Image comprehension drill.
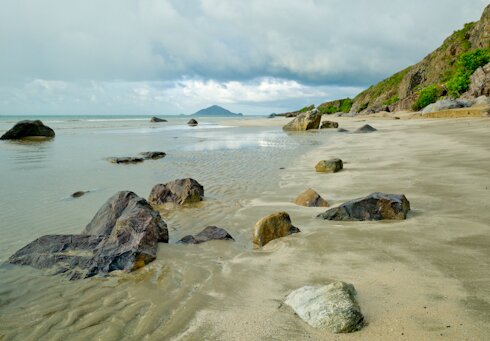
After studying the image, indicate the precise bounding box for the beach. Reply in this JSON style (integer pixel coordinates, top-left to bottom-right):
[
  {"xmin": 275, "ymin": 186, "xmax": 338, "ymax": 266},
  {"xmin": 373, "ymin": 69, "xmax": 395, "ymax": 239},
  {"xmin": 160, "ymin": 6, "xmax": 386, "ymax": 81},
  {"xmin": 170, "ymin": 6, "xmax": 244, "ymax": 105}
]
[{"xmin": 1, "ymin": 115, "xmax": 490, "ymax": 340}]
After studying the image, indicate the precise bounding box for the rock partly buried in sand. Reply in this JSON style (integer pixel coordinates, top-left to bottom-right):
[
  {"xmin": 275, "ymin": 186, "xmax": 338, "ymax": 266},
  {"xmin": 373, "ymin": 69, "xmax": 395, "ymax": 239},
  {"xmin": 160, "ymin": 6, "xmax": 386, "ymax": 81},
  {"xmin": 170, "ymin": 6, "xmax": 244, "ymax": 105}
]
[
  {"xmin": 139, "ymin": 151, "xmax": 166, "ymax": 160},
  {"xmin": 188, "ymin": 119, "xmax": 198, "ymax": 126},
  {"xmin": 315, "ymin": 159, "xmax": 343, "ymax": 173},
  {"xmin": 148, "ymin": 178, "xmax": 204, "ymax": 206},
  {"xmin": 108, "ymin": 157, "xmax": 144, "ymax": 164},
  {"xmin": 320, "ymin": 120, "xmax": 339, "ymax": 129},
  {"xmin": 0, "ymin": 120, "xmax": 55, "ymax": 140},
  {"xmin": 150, "ymin": 116, "xmax": 168, "ymax": 122},
  {"xmin": 9, "ymin": 191, "xmax": 168, "ymax": 280},
  {"xmin": 422, "ymin": 99, "xmax": 472, "ymax": 114},
  {"xmin": 294, "ymin": 188, "xmax": 329, "ymax": 207},
  {"xmin": 317, "ymin": 192, "xmax": 410, "ymax": 221},
  {"xmin": 282, "ymin": 109, "xmax": 321, "ymax": 131},
  {"xmin": 354, "ymin": 124, "xmax": 377, "ymax": 133},
  {"xmin": 253, "ymin": 212, "xmax": 300, "ymax": 247},
  {"xmin": 285, "ymin": 281, "xmax": 364, "ymax": 334},
  {"xmin": 338, "ymin": 128, "xmax": 349, "ymax": 133},
  {"xmin": 178, "ymin": 226, "xmax": 234, "ymax": 244},
  {"xmin": 71, "ymin": 190, "xmax": 89, "ymax": 198}
]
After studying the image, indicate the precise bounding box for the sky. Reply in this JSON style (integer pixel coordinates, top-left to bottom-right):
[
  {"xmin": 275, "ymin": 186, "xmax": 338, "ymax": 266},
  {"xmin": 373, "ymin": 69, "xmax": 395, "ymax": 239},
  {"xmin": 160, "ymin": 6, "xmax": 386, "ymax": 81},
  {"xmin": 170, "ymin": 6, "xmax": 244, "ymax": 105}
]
[{"xmin": 0, "ymin": 0, "xmax": 488, "ymax": 116}]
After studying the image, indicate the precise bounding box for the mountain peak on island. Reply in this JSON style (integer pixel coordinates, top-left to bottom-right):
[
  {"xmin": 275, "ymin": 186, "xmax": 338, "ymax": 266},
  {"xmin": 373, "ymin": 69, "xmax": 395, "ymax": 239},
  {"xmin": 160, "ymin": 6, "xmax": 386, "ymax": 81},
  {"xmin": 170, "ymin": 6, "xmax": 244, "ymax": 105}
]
[{"xmin": 191, "ymin": 105, "xmax": 243, "ymax": 117}]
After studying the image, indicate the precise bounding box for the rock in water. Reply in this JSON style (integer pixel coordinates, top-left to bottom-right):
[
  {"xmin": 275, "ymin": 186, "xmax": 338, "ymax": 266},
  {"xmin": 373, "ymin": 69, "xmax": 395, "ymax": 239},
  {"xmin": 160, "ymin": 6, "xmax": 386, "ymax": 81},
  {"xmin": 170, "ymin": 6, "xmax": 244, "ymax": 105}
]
[
  {"xmin": 150, "ymin": 116, "xmax": 167, "ymax": 122},
  {"xmin": 188, "ymin": 119, "xmax": 198, "ymax": 126},
  {"xmin": 282, "ymin": 109, "xmax": 321, "ymax": 131},
  {"xmin": 253, "ymin": 212, "xmax": 300, "ymax": 247},
  {"xmin": 71, "ymin": 190, "xmax": 89, "ymax": 198},
  {"xmin": 178, "ymin": 226, "xmax": 234, "ymax": 244},
  {"xmin": 337, "ymin": 128, "xmax": 349, "ymax": 133},
  {"xmin": 285, "ymin": 282, "xmax": 364, "ymax": 333},
  {"xmin": 294, "ymin": 188, "xmax": 329, "ymax": 207},
  {"xmin": 108, "ymin": 157, "xmax": 144, "ymax": 164},
  {"xmin": 0, "ymin": 120, "xmax": 55, "ymax": 140},
  {"xmin": 315, "ymin": 159, "xmax": 343, "ymax": 173},
  {"xmin": 148, "ymin": 178, "xmax": 204, "ymax": 205},
  {"xmin": 139, "ymin": 151, "xmax": 166, "ymax": 160},
  {"xmin": 354, "ymin": 124, "xmax": 377, "ymax": 133},
  {"xmin": 320, "ymin": 120, "xmax": 339, "ymax": 129},
  {"xmin": 9, "ymin": 191, "xmax": 168, "ymax": 279},
  {"xmin": 317, "ymin": 192, "xmax": 410, "ymax": 221}
]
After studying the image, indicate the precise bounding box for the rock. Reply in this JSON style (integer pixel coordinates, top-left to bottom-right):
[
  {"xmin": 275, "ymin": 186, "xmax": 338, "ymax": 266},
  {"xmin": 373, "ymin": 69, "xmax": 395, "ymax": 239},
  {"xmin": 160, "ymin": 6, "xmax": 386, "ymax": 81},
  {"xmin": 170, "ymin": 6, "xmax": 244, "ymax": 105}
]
[
  {"xmin": 71, "ymin": 190, "xmax": 89, "ymax": 198},
  {"xmin": 354, "ymin": 124, "xmax": 377, "ymax": 133},
  {"xmin": 178, "ymin": 226, "xmax": 234, "ymax": 244},
  {"xmin": 317, "ymin": 192, "xmax": 410, "ymax": 221},
  {"xmin": 282, "ymin": 109, "xmax": 321, "ymax": 131},
  {"xmin": 108, "ymin": 157, "xmax": 144, "ymax": 164},
  {"xmin": 320, "ymin": 121, "xmax": 339, "ymax": 129},
  {"xmin": 422, "ymin": 99, "xmax": 473, "ymax": 114},
  {"xmin": 463, "ymin": 63, "xmax": 490, "ymax": 98},
  {"xmin": 252, "ymin": 212, "xmax": 300, "ymax": 247},
  {"xmin": 471, "ymin": 95, "xmax": 490, "ymax": 107},
  {"xmin": 337, "ymin": 128, "xmax": 349, "ymax": 133},
  {"xmin": 315, "ymin": 159, "xmax": 343, "ymax": 173},
  {"xmin": 150, "ymin": 116, "xmax": 167, "ymax": 122},
  {"xmin": 9, "ymin": 191, "xmax": 168, "ymax": 279},
  {"xmin": 284, "ymin": 281, "xmax": 364, "ymax": 333},
  {"xmin": 188, "ymin": 119, "xmax": 198, "ymax": 126},
  {"xmin": 139, "ymin": 151, "xmax": 166, "ymax": 160},
  {"xmin": 294, "ymin": 188, "xmax": 329, "ymax": 207},
  {"xmin": 0, "ymin": 120, "xmax": 55, "ymax": 140},
  {"xmin": 148, "ymin": 178, "xmax": 204, "ymax": 206}
]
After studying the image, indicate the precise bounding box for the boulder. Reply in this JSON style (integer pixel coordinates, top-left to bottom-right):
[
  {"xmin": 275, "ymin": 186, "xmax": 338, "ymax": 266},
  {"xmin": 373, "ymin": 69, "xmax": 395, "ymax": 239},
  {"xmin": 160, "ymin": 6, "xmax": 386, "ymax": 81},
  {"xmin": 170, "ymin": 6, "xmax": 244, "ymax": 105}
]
[
  {"xmin": 294, "ymin": 188, "xmax": 329, "ymax": 207},
  {"xmin": 150, "ymin": 116, "xmax": 167, "ymax": 122},
  {"xmin": 0, "ymin": 120, "xmax": 55, "ymax": 140},
  {"xmin": 463, "ymin": 63, "xmax": 490, "ymax": 99},
  {"xmin": 148, "ymin": 178, "xmax": 204, "ymax": 206},
  {"xmin": 354, "ymin": 124, "xmax": 377, "ymax": 133},
  {"xmin": 139, "ymin": 151, "xmax": 166, "ymax": 160},
  {"xmin": 252, "ymin": 212, "xmax": 300, "ymax": 247},
  {"xmin": 188, "ymin": 119, "xmax": 198, "ymax": 126},
  {"xmin": 317, "ymin": 192, "xmax": 410, "ymax": 221},
  {"xmin": 108, "ymin": 157, "xmax": 144, "ymax": 164},
  {"xmin": 422, "ymin": 99, "xmax": 473, "ymax": 114},
  {"xmin": 320, "ymin": 121, "xmax": 339, "ymax": 129},
  {"xmin": 285, "ymin": 281, "xmax": 364, "ymax": 333},
  {"xmin": 315, "ymin": 159, "xmax": 343, "ymax": 173},
  {"xmin": 9, "ymin": 191, "xmax": 168, "ymax": 280},
  {"xmin": 71, "ymin": 190, "xmax": 89, "ymax": 198},
  {"xmin": 178, "ymin": 226, "xmax": 234, "ymax": 244},
  {"xmin": 282, "ymin": 109, "xmax": 321, "ymax": 131},
  {"xmin": 471, "ymin": 95, "xmax": 490, "ymax": 107}
]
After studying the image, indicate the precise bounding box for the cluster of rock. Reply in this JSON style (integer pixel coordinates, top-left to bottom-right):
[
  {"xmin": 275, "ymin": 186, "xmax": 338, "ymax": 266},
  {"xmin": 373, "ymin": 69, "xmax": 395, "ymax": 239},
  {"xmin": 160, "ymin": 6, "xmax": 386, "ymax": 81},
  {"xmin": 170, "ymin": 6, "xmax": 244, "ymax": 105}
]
[
  {"xmin": 0, "ymin": 120, "xmax": 55, "ymax": 140},
  {"xmin": 108, "ymin": 151, "xmax": 166, "ymax": 164}
]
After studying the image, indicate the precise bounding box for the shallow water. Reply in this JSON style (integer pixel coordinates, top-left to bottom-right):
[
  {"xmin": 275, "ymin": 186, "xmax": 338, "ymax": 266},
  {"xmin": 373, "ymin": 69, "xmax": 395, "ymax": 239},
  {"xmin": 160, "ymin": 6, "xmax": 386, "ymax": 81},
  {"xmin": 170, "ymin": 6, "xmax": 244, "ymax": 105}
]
[{"xmin": 1, "ymin": 116, "xmax": 490, "ymax": 340}]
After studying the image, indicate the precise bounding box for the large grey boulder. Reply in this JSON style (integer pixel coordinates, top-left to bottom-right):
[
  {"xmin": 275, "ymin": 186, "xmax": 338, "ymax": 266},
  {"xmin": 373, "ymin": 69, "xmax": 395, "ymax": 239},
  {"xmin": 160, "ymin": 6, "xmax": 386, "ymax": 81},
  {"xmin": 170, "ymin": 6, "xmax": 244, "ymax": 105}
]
[
  {"xmin": 422, "ymin": 99, "xmax": 473, "ymax": 114},
  {"xmin": 463, "ymin": 63, "xmax": 490, "ymax": 99},
  {"xmin": 1, "ymin": 120, "xmax": 55, "ymax": 140},
  {"xmin": 317, "ymin": 192, "xmax": 410, "ymax": 221},
  {"xmin": 285, "ymin": 281, "xmax": 364, "ymax": 333},
  {"xmin": 253, "ymin": 212, "xmax": 300, "ymax": 247},
  {"xmin": 9, "ymin": 191, "xmax": 168, "ymax": 280},
  {"xmin": 282, "ymin": 109, "xmax": 321, "ymax": 131},
  {"xmin": 471, "ymin": 95, "xmax": 490, "ymax": 107},
  {"xmin": 178, "ymin": 226, "xmax": 234, "ymax": 244},
  {"xmin": 148, "ymin": 178, "xmax": 204, "ymax": 206}
]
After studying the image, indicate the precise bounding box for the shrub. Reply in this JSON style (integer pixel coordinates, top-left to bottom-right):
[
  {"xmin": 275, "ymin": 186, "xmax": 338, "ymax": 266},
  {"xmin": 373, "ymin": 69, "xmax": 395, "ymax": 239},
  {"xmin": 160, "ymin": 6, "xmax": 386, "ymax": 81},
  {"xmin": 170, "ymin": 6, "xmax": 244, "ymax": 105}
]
[
  {"xmin": 298, "ymin": 104, "xmax": 315, "ymax": 113},
  {"xmin": 383, "ymin": 95, "xmax": 399, "ymax": 106},
  {"xmin": 339, "ymin": 98, "xmax": 353, "ymax": 113},
  {"xmin": 412, "ymin": 85, "xmax": 443, "ymax": 111},
  {"xmin": 317, "ymin": 98, "xmax": 352, "ymax": 115}
]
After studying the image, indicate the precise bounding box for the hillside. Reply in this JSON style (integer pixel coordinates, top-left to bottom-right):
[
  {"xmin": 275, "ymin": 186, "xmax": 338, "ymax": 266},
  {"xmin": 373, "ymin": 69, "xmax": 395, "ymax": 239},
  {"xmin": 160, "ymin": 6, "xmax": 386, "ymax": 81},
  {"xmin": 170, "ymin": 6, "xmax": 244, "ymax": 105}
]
[
  {"xmin": 191, "ymin": 105, "xmax": 243, "ymax": 117},
  {"xmin": 346, "ymin": 4, "xmax": 490, "ymax": 113}
]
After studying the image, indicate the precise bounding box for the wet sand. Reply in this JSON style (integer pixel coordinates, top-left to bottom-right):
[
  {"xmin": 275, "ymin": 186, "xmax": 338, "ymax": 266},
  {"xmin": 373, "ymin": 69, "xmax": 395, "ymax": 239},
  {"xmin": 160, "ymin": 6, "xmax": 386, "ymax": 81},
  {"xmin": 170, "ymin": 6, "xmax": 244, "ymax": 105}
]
[{"xmin": 1, "ymin": 116, "xmax": 490, "ymax": 340}]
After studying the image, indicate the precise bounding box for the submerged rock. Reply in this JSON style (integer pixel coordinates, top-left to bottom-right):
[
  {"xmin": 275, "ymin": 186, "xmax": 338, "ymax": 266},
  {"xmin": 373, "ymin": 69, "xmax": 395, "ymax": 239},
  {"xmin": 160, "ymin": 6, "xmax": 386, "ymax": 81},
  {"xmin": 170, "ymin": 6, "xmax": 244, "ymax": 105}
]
[
  {"xmin": 71, "ymin": 190, "xmax": 89, "ymax": 198},
  {"xmin": 0, "ymin": 120, "xmax": 55, "ymax": 140},
  {"xmin": 178, "ymin": 226, "xmax": 234, "ymax": 244},
  {"xmin": 294, "ymin": 188, "xmax": 329, "ymax": 207},
  {"xmin": 354, "ymin": 124, "xmax": 377, "ymax": 133},
  {"xmin": 253, "ymin": 212, "xmax": 300, "ymax": 247},
  {"xmin": 150, "ymin": 116, "xmax": 167, "ymax": 122},
  {"xmin": 315, "ymin": 159, "xmax": 343, "ymax": 173},
  {"xmin": 285, "ymin": 281, "xmax": 364, "ymax": 333},
  {"xmin": 337, "ymin": 128, "xmax": 349, "ymax": 133},
  {"xmin": 282, "ymin": 109, "xmax": 321, "ymax": 131},
  {"xmin": 108, "ymin": 157, "xmax": 144, "ymax": 164},
  {"xmin": 317, "ymin": 192, "xmax": 410, "ymax": 221},
  {"xmin": 9, "ymin": 191, "xmax": 168, "ymax": 280},
  {"xmin": 139, "ymin": 151, "xmax": 166, "ymax": 160},
  {"xmin": 148, "ymin": 178, "xmax": 204, "ymax": 205},
  {"xmin": 320, "ymin": 120, "xmax": 339, "ymax": 129},
  {"xmin": 188, "ymin": 119, "xmax": 198, "ymax": 126}
]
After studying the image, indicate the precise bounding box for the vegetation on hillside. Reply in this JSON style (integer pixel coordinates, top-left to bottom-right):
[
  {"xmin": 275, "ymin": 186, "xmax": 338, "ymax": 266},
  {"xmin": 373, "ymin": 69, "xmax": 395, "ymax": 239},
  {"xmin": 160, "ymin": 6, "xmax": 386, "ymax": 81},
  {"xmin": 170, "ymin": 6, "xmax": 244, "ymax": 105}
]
[
  {"xmin": 412, "ymin": 85, "xmax": 444, "ymax": 111},
  {"xmin": 446, "ymin": 48, "xmax": 490, "ymax": 97},
  {"xmin": 318, "ymin": 98, "xmax": 353, "ymax": 114}
]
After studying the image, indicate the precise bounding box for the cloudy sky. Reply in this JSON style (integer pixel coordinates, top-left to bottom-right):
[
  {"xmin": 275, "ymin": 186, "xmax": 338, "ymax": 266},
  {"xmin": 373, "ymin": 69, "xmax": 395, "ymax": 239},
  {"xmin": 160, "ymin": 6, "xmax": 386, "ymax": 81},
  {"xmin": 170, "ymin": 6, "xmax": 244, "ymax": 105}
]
[{"xmin": 0, "ymin": 0, "xmax": 487, "ymax": 115}]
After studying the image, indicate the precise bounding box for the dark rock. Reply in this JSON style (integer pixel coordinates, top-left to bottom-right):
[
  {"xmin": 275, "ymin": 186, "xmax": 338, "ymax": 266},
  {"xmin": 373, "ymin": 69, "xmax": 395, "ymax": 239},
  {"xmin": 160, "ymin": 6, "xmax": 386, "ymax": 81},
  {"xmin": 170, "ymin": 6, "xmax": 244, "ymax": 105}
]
[
  {"xmin": 188, "ymin": 119, "xmax": 198, "ymax": 126},
  {"xmin": 354, "ymin": 124, "xmax": 377, "ymax": 133},
  {"xmin": 108, "ymin": 157, "xmax": 144, "ymax": 164},
  {"xmin": 1, "ymin": 120, "xmax": 55, "ymax": 140},
  {"xmin": 139, "ymin": 151, "xmax": 166, "ymax": 160},
  {"xmin": 253, "ymin": 212, "xmax": 300, "ymax": 247},
  {"xmin": 320, "ymin": 121, "xmax": 339, "ymax": 129},
  {"xmin": 338, "ymin": 128, "xmax": 349, "ymax": 133},
  {"xmin": 317, "ymin": 192, "xmax": 410, "ymax": 221},
  {"xmin": 9, "ymin": 191, "xmax": 168, "ymax": 279},
  {"xmin": 71, "ymin": 190, "xmax": 89, "ymax": 198},
  {"xmin": 283, "ymin": 109, "xmax": 321, "ymax": 131},
  {"xmin": 178, "ymin": 226, "xmax": 234, "ymax": 244},
  {"xmin": 148, "ymin": 178, "xmax": 204, "ymax": 205},
  {"xmin": 150, "ymin": 116, "xmax": 167, "ymax": 122},
  {"xmin": 315, "ymin": 159, "xmax": 343, "ymax": 173}
]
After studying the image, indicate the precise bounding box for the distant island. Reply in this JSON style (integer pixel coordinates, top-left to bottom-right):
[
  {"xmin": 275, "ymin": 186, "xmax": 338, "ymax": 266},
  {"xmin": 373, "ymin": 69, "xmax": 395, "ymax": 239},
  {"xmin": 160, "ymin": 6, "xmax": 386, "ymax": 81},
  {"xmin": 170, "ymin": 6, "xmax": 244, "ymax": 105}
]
[{"xmin": 191, "ymin": 105, "xmax": 243, "ymax": 117}]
